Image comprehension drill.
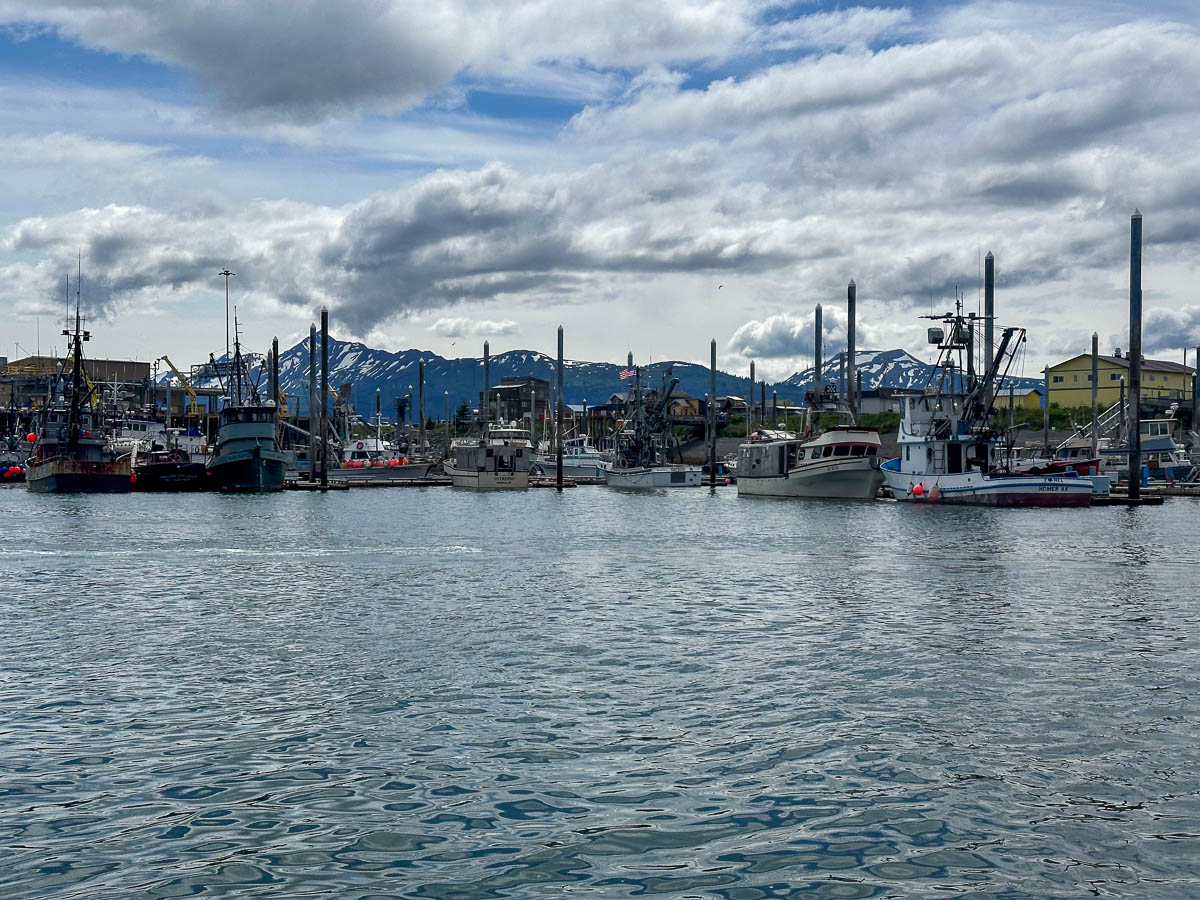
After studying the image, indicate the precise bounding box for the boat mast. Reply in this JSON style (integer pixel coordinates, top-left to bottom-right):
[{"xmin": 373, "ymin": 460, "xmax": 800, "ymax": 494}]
[{"xmin": 63, "ymin": 257, "xmax": 90, "ymax": 454}]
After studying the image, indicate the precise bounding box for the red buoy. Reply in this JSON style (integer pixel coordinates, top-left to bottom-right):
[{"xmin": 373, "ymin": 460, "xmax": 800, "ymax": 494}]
[
  {"xmin": 912, "ymin": 483, "xmax": 925, "ymax": 497},
  {"xmin": 26, "ymin": 433, "xmax": 37, "ymax": 443}
]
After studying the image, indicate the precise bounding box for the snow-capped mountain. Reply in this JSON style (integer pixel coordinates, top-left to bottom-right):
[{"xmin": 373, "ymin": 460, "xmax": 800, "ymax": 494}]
[
  {"xmin": 783, "ymin": 348, "xmax": 1042, "ymax": 395},
  {"xmin": 161, "ymin": 339, "xmax": 1042, "ymax": 417}
]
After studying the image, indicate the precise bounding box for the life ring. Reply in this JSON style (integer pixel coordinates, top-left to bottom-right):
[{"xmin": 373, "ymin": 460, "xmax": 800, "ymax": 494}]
[{"xmin": 356, "ymin": 441, "xmax": 364, "ymax": 450}]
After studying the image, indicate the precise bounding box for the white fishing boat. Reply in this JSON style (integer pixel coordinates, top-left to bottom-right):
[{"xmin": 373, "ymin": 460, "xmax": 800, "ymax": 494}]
[
  {"xmin": 737, "ymin": 424, "xmax": 883, "ymax": 499},
  {"xmin": 445, "ymin": 422, "xmax": 532, "ymax": 490},
  {"xmin": 534, "ymin": 435, "xmax": 612, "ymax": 480},
  {"xmin": 605, "ymin": 464, "xmax": 701, "ymax": 488},
  {"xmin": 881, "ymin": 307, "xmax": 1091, "ymax": 507},
  {"xmin": 603, "ymin": 365, "xmax": 701, "ymax": 489}
]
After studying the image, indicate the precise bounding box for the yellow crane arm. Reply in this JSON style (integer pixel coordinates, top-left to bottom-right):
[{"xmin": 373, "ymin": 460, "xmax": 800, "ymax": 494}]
[{"xmin": 158, "ymin": 355, "xmax": 202, "ymax": 415}]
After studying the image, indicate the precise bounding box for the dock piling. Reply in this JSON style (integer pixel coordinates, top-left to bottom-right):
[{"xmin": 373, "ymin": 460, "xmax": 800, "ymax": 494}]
[
  {"xmin": 813, "ymin": 304, "xmax": 823, "ymax": 431},
  {"xmin": 483, "ymin": 341, "xmax": 490, "ymax": 434},
  {"xmin": 709, "ymin": 339, "xmax": 717, "ymax": 487},
  {"xmin": 557, "ymin": 326, "xmax": 563, "ymax": 491},
  {"xmin": 1128, "ymin": 209, "xmax": 1143, "ymax": 500},
  {"xmin": 984, "ymin": 252, "xmax": 995, "ymax": 409},
  {"xmin": 320, "ymin": 307, "xmax": 328, "ymax": 487},
  {"xmin": 1091, "ymin": 333, "xmax": 1099, "ymax": 460},
  {"xmin": 847, "ymin": 280, "xmax": 856, "ymax": 416},
  {"xmin": 309, "ymin": 324, "xmax": 318, "ymax": 479}
]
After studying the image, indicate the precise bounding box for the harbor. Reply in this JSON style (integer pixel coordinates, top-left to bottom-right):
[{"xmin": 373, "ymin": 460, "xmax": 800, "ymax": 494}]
[{"xmin": 4, "ymin": 3, "xmax": 1200, "ymax": 897}]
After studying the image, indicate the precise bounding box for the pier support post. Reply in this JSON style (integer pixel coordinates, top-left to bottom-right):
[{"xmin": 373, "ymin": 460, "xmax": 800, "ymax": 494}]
[
  {"xmin": 709, "ymin": 339, "xmax": 717, "ymax": 487},
  {"xmin": 847, "ymin": 280, "xmax": 856, "ymax": 416},
  {"xmin": 320, "ymin": 307, "xmax": 329, "ymax": 487},
  {"xmin": 1193, "ymin": 346, "xmax": 1199, "ymax": 435},
  {"xmin": 749, "ymin": 361, "xmax": 755, "ymax": 430},
  {"xmin": 1129, "ymin": 210, "xmax": 1143, "ymax": 499},
  {"xmin": 418, "ymin": 358, "xmax": 426, "ymax": 462},
  {"xmin": 271, "ymin": 336, "xmax": 279, "ymax": 411},
  {"xmin": 1042, "ymin": 365, "xmax": 1050, "ymax": 454},
  {"xmin": 557, "ymin": 326, "xmax": 564, "ymax": 491},
  {"xmin": 482, "ymin": 341, "xmax": 490, "ymax": 434},
  {"xmin": 309, "ymin": 324, "xmax": 318, "ymax": 480},
  {"xmin": 813, "ymin": 304, "xmax": 823, "ymax": 432},
  {"xmin": 984, "ymin": 252, "xmax": 995, "ymax": 410},
  {"xmin": 1091, "ymin": 332, "xmax": 1099, "ymax": 462},
  {"xmin": 444, "ymin": 391, "xmax": 450, "ymax": 459}
]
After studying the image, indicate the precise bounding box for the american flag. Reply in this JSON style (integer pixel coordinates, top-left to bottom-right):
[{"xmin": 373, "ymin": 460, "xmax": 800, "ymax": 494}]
[{"xmin": 619, "ymin": 367, "xmax": 636, "ymax": 381}]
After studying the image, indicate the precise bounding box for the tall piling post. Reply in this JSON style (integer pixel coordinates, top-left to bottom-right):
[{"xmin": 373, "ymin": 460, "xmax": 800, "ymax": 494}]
[
  {"xmin": 271, "ymin": 336, "xmax": 280, "ymax": 411},
  {"xmin": 1128, "ymin": 210, "xmax": 1143, "ymax": 499},
  {"xmin": 418, "ymin": 358, "xmax": 426, "ymax": 460},
  {"xmin": 557, "ymin": 325, "xmax": 564, "ymax": 491},
  {"xmin": 444, "ymin": 391, "xmax": 450, "ymax": 458},
  {"xmin": 320, "ymin": 307, "xmax": 329, "ymax": 487},
  {"xmin": 984, "ymin": 252, "xmax": 995, "ymax": 410},
  {"xmin": 482, "ymin": 341, "xmax": 490, "ymax": 434},
  {"xmin": 855, "ymin": 371, "xmax": 862, "ymax": 419},
  {"xmin": 1042, "ymin": 365, "xmax": 1050, "ymax": 454},
  {"xmin": 709, "ymin": 339, "xmax": 717, "ymax": 487},
  {"xmin": 847, "ymin": 280, "xmax": 857, "ymax": 416},
  {"xmin": 760, "ymin": 382, "xmax": 766, "ymax": 430},
  {"xmin": 749, "ymin": 361, "xmax": 755, "ymax": 429},
  {"xmin": 772, "ymin": 390, "xmax": 777, "ymax": 426},
  {"xmin": 813, "ymin": 304, "xmax": 823, "ymax": 431},
  {"xmin": 308, "ymin": 324, "xmax": 318, "ymax": 479},
  {"xmin": 1193, "ymin": 346, "xmax": 1199, "ymax": 435},
  {"xmin": 1091, "ymin": 333, "xmax": 1099, "ymax": 462}
]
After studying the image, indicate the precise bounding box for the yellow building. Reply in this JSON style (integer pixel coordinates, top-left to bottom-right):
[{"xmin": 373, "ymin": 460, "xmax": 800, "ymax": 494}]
[{"xmin": 1048, "ymin": 351, "xmax": 1193, "ymax": 408}]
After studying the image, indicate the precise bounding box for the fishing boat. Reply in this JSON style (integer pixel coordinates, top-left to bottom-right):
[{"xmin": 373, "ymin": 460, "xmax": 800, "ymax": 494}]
[
  {"xmin": 445, "ymin": 422, "xmax": 532, "ymax": 490},
  {"xmin": 737, "ymin": 384, "xmax": 884, "ymax": 499},
  {"xmin": 205, "ymin": 328, "xmax": 287, "ymax": 493},
  {"xmin": 26, "ymin": 301, "xmax": 131, "ymax": 493},
  {"xmin": 131, "ymin": 438, "xmax": 208, "ymax": 491},
  {"xmin": 534, "ymin": 434, "xmax": 612, "ymax": 480},
  {"xmin": 605, "ymin": 366, "xmax": 701, "ymax": 489},
  {"xmin": 334, "ymin": 394, "xmax": 431, "ymax": 478},
  {"xmin": 881, "ymin": 306, "xmax": 1092, "ymax": 507}
]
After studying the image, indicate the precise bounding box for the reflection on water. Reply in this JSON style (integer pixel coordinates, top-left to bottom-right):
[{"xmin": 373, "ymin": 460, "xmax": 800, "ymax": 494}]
[{"xmin": 1, "ymin": 487, "xmax": 1198, "ymax": 898}]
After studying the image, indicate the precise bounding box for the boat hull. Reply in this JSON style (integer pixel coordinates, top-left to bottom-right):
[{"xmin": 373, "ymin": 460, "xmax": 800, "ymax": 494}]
[
  {"xmin": 738, "ymin": 459, "xmax": 883, "ymax": 499},
  {"xmin": 605, "ymin": 466, "xmax": 702, "ymax": 489},
  {"xmin": 881, "ymin": 462, "xmax": 1092, "ymax": 507},
  {"xmin": 26, "ymin": 457, "xmax": 132, "ymax": 493},
  {"xmin": 330, "ymin": 462, "xmax": 435, "ymax": 482},
  {"xmin": 206, "ymin": 449, "xmax": 287, "ymax": 493},
  {"xmin": 444, "ymin": 464, "xmax": 530, "ymax": 490},
  {"xmin": 132, "ymin": 461, "xmax": 208, "ymax": 491}
]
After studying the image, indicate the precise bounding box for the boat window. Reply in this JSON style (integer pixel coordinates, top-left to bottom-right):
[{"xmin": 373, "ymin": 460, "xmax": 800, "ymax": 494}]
[
  {"xmin": 905, "ymin": 446, "xmax": 910, "ymax": 461},
  {"xmin": 670, "ymin": 471, "xmax": 686, "ymax": 484},
  {"xmin": 851, "ymin": 445, "xmax": 865, "ymax": 456},
  {"xmin": 834, "ymin": 445, "xmax": 850, "ymax": 456},
  {"xmin": 868, "ymin": 446, "xmax": 878, "ymax": 456}
]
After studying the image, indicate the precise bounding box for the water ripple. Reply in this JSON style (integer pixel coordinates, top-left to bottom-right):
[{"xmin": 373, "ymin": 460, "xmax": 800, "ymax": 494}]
[{"xmin": 1, "ymin": 488, "xmax": 1197, "ymax": 897}]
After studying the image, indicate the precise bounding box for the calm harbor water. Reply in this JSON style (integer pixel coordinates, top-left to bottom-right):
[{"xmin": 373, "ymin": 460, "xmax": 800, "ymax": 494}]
[{"xmin": 1, "ymin": 486, "xmax": 1197, "ymax": 899}]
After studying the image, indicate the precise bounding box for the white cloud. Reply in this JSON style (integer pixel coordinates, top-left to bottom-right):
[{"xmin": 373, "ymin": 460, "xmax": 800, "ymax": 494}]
[{"xmin": 431, "ymin": 316, "xmax": 517, "ymax": 337}]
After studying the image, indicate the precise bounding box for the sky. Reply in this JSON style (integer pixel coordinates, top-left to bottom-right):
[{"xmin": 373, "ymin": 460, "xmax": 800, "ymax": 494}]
[{"xmin": 1, "ymin": 0, "xmax": 1199, "ymax": 382}]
